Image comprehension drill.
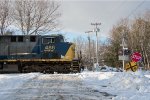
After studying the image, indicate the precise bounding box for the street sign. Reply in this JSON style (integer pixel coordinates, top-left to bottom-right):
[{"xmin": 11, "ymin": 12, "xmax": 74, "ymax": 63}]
[
  {"xmin": 119, "ymin": 55, "xmax": 129, "ymax": 61},
  {"xmin": 125, "ymin": 61, "xmax": 138, "ymax": 72},
  {"xmin": 131, "ymin": 52, "xmax": 142, "ymax": 62}
]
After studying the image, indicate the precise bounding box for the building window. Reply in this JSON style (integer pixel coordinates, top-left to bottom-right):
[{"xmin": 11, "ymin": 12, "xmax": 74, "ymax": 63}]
[
  {"xmin": 30, "ymin": 36, "xmax": 36, "ymax": 42},
  {"xmin": 18, "ymin": 36, "xmax": 23, "ymax": 42},
  {"xmin": 11, "ymin": 36, "xmax": 17, "ymax": 42}
]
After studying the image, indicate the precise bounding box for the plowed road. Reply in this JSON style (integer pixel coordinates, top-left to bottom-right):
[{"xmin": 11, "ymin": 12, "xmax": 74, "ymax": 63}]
[{"xmin": 2, "ymin": 74, "xmax": 115, "ymax": 100}]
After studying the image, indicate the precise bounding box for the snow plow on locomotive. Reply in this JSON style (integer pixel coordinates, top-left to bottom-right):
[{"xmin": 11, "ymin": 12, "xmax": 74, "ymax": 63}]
[{"xmin": 0, "ymin": 34, "xmax": 82, "ymax": 73}]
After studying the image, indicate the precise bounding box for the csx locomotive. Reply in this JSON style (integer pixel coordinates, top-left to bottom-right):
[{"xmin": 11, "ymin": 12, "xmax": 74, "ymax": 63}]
[{"xmin": 0, "ymin": 34, "xmax": 82, "ymax": 73}]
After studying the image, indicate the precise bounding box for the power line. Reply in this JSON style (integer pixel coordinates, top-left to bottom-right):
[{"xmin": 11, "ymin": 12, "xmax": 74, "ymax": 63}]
[
  {"xmin": 103, "ymin": 0, "xmax": 127, "ymax": 22},
  {"xmin": 126, "ymin": 0, "xmax": 145, "ymax": 18},
  {"xmin": 109, "ymin": 0, "xmax": 127, "ymax": 17}
]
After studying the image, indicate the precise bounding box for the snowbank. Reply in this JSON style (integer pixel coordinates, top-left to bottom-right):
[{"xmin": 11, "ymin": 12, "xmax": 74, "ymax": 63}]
[{"xmin": 80, "ymin": 70, "xmax": 150, "ymax": 100}]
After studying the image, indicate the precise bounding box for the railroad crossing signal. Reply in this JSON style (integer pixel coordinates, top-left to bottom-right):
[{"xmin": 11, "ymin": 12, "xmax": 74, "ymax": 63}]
[
  {"xmin": 124, "ymin": 49, "xmax": 131, "ymax": 55},
  {"xmin": 118, "ymin": 49, "xmax": 131, "ymax": 55},
  {"xmin": 125, "ymin": 61, "xmax": 138, "ymax": 72}
]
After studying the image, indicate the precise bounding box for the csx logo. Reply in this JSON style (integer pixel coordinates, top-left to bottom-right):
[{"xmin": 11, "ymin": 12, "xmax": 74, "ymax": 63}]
[{"xmin": 44, "ymin": 45, "xmax": 55, "ymax": 52}]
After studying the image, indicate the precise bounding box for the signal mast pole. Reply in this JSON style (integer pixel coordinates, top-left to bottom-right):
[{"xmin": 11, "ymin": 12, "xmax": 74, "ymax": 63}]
[
  {"xmin": 122, "ymin": 30, "xmax": 126, "ymax": 72},
  {"xmin": 122, "ymin": 34, "xmax": 125, "ymax": 72}
]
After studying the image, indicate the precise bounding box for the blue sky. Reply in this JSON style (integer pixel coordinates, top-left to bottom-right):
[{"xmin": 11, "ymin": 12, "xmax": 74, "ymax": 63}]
[{"xmin": 58, "ymin": 0, "xmax": 150, "ymax": 42}]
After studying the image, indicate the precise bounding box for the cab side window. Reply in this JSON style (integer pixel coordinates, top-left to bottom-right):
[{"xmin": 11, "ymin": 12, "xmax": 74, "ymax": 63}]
[
  {"xmin": 11, "ymin": 36, "xmax": 17, "ymax": 42},
  {"xmin": 43, "ymin": 37, "xmax": 55, "ymax": 44},
  {"xmin": 18, "ymin": 36, "xmax": 23, "ymax": 42},
  {"xmin": 30, "ymin": 36, "xmax": 36, "ymax": 42}
]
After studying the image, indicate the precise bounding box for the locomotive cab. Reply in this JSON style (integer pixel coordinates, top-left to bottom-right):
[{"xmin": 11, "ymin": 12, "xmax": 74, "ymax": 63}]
[{"xmin": 41, "ymin": 35, "xmax": 75, "ymax": 60}]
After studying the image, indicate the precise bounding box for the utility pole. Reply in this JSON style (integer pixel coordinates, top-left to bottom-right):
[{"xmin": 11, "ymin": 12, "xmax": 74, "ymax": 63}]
[
  {"xmin": 85, "ymin": 31, "xmax": 93, "ymax": 64},
  {"xmin": 91, "ymin": 23, "xmax": 101, "ymax": 67},
  {"xmin": 121, "ymin": 30, "xmax": 126, "ymax": 72}
]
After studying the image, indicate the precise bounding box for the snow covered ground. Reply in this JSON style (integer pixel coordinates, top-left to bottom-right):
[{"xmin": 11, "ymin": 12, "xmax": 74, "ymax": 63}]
[{"xmin": 0, "ymin": 68, "xmax": 150, "ymax": 100}]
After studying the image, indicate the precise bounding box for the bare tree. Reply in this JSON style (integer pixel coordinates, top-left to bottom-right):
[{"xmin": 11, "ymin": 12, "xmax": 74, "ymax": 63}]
[
  {"xmin": 0, "ymin": 0, "xmax": 11, "ymax": 35},
  {"xmin": 103, "ymin": 12, "xmax": 150, "ymax": 69},
  {"xmin": 73, "ymin": 36, "xmax": 86, "ymax": 58},
  {"xmin": 13, "ymin": 0, "xmax": 61, "ymax": 35},
  {"xmin": 130, "ymin": 17, "xmax": 150, "ymax": 69},
  {"xmin": 102, "ymin": 19, "xmax": 130, "ymax": 68}
]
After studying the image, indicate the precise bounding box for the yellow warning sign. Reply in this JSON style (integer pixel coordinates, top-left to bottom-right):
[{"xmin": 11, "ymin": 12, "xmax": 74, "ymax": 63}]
[{"xmin": 125, "ymin": 61, "xmax": 138, "ymax": 72}]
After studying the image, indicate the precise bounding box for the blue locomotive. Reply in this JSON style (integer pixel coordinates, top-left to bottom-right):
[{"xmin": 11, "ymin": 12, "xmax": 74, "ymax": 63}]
[{"xmin": 0, "ymin": 34, "xmax": 82, "ymax": 73}]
